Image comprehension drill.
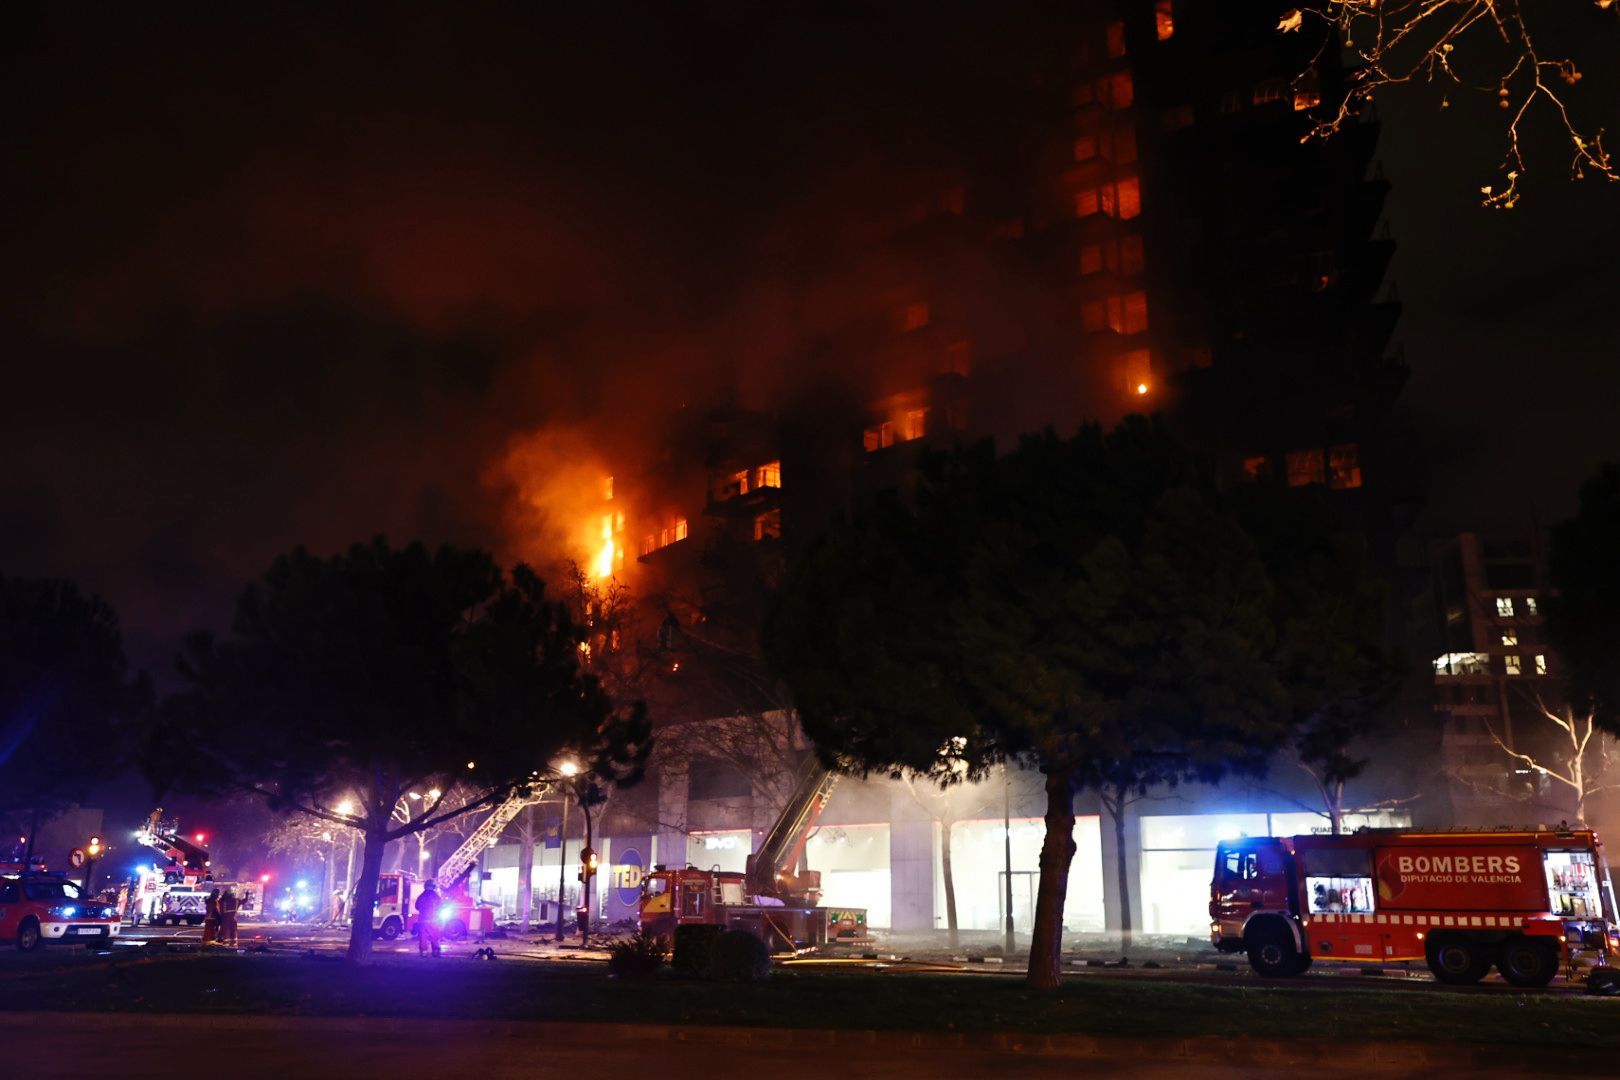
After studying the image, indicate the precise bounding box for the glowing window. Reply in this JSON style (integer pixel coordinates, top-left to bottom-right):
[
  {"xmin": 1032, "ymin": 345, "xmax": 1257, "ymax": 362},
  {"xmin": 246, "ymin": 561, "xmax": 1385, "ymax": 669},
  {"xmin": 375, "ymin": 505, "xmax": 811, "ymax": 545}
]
[
  {"xmin": 1496, "ymin": 598, "xmax": 1515, "ymax": 617},
  {"xmin": 1119, "ymin": 234, "xmax": 1145, "ymax": 275},
  {"xmin": 1074, "ymin": 135, "xmax": 1098, "ymax": 161},
  {"xmin": 1109, "ymin": 72, "xmax": 1134, "ymax": 109},
  {"xmin": 603, "ymin": 476, "xmax": 614, "ymax": 500},
  {"xmin": 1525, "ymin": 597, "xmax": 1539, "ymax": 615},
  {"xmin": 1162, "ymin": 105, "xmax": 1194, "ymax": 131},
  {"xmin": 674, "ymin": 517, "xmax": 688, "ymax": 541},
  {"xmin": 1123, "ymin": 349, "xmax": 1151, "ymax": 395},
  {"xmin": 1075, "ymin": 187, "xmax": 1101, "ymax": 217},
  {"xmin": 1106, "ymin": 20, "xmax": 1126, "ymax": 58},
  {"xmin": 1286, "ymin": 449, "xmax": 1325, "ymax": 487},
  {"xmin": 641, "ymin": 535, "xmax": 655, "ymax": 556},
  {"xmin": 1504, "ymin": 655, "xmax": 1522, "ymax": 676},
  {"xmin": 756, "ymin": 461, "xmax": 781, "ymax": 489},
  {"xmin": 1242, "ymin": 456, "xmax": 1271, "ymax": 483},
  {"xmin": 1080, "ymin": 243, "xmax": 1104, "ymax": 276},
  {"xmin": 1294, "ymin": 85, "xmax": 1321, "ymax": 111},
  {"xmin": 1155, "ymin": 0, "xmax": 1174, "ymax": 40},
  {"xmin": 1327, "ymin": 444, "xmax": 1362, "ymax": 489},
  {"xmin": 1081, "ymin": 299, "xmax": 1108, "ymax": 333},
  {"xmin": 900, "ymin": 409, "xmax": 928, "ymax": 442},
  {"xmin": 1535, "ymin": 655, "xmax": 1548, "ymax": 675},
  {"xmin": 1121, "ymin": 290, "xmax": 1148, "ymax": 334},
  {"xmin": 754, "ymin": 509, "xmax": 782, "ymax": 541},
  {"xmin": 1115, "ymin": 177, "xmax": 1141, "ymax": 219},
  {"xmin": 1501, "ymin": 629, "xmax": 1518, "ymax": 646},
  {"xmin": 731, "ymin": 469, "xmax": 750, "ymax": 496},
  {"xmin": 900, "ymin": 302, "xmax": 930, "ymax": 331}
]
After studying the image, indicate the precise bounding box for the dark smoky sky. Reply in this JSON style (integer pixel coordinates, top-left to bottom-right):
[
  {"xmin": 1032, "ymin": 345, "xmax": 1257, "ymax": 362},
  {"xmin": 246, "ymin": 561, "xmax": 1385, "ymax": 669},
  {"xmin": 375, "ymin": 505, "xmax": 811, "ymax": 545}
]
[{"xmin": 2, "ymin": 1, "xmax": 1619, "ymax": 683}]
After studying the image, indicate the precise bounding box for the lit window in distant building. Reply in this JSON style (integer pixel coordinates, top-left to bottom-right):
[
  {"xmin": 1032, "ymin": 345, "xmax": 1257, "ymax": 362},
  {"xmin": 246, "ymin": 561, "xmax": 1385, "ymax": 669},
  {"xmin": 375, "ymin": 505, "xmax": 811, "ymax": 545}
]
[
  {"xmin": 1074, "ymin": 135, "xmax": 1098, "ymax": 161},
  {"xmin": 864, "ymin": 421, "xmax": 895, "ymax": 452},
  {"xmin": 603, "ymin": 476, "xmax": 614, "ymax": 500},
  {"xmin": 900, "ymin": 301, "xmax": 930, "ymax": 331},
  {"xmin": 1293, "ymin": 74, "xmax": 1322, "ymax": 112},
  {"xmin": 1075, "ymin": 187, "xmax": 1101, "ymax": 218},
  {"xmin": 1080, "ymin": 243, "xmax": 1104, "ymax": 275},
  {"xmin": 1496, "ymin": 597, "xmax": 1515, "ymax": 617},
  {"xmin": 1327, "ymin": 444, "xmax": 1362, "ymax": 489},
  {"xmin": 1109, "ymin": 72, "xmax": 1134, "ymax": 109},
  {"xmin": 1121, "ymin": 290, "xmax": 1148, "ymax": 334},
  {"xmin": 1155, "ymin": 0, "xmax": 1175, "ymax": 40},
  {"xmin": 1242, "ymin": 456, "xmax": 1272, "ymax": 483},
  {"xmin": 1535, "ymin": 654, "xmax": 1548, "ymax": 675},
  {"xmin": 1116, "ymin": 177, "xmax": 1141, "ymax": 218},
  {"xmin": 899, "ymin": 408, "xmax": 928, "ymax": 442},
  {"xmin": 1253, "ymin": 80, "xmax": 1287, "ymax": 106},
  {"xmin": 1109, "ymin": 126, "xmax": 1138, "ymax": 164},
  {"xmin": 1106, "ymin": 20, "xmax": 1126, "ymax": 57},
  {"xmin": 1162, "ymin": 105, "xmax": 1194, "ymax": 131},
  {"xmin": 754, "ymin": 509, "xmax": 782, "ymax": 541},
  {"xmin": 675, "ymin": 517, "xmax": 688, "ymax": 541},
  {"xmin": 1434, "ymin": 652, "xmax": 1490, "ymax": 675},
  {"xmin": 1504, "ymin": 655, "xmax": 1522, "ymax": 676},
  {"xmin": 1501, "ymin": 629, "xmax": 1518, "ymax": 646},
  {"xmin": 1525, "ymin": 597, "xmax": 1539, "ymax": 615},
  {"xmin": 731, "ymin": 469, "xmax": 750, "ymax": 496},
  {"xmin": 1220, "ymin": 91, "xmax": 1242, "ymax": 114},
  {"xmin": 1286, "ymin": 449, "xmax": 1325, "ymax": 487},
  {"xmin": 756, "ymin": 460, "xmax": 781, "ymax": 489},
  {"xmin": 643, "ymin": 515, "xmax": 689, "ymax": 556},
  {"xmin": 640, "ymin": 534, "xmax": 655, "ymax": 556},
  {"xmin": 944, "ymin": 340, "xmax": 972, "ymax": 375}
]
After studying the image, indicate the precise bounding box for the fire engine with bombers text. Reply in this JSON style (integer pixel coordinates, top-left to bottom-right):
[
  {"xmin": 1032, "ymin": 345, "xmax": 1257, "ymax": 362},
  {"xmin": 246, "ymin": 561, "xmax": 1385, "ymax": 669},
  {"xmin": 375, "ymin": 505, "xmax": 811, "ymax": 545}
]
[{"xmin": 1210, "ymin": 825, "xmax": 1619, "ymax": 987}]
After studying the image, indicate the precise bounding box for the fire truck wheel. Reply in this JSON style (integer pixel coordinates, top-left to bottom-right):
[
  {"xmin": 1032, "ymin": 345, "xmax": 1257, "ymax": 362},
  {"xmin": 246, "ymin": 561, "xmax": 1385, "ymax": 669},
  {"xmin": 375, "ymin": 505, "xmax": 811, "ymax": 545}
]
[
  {"xmin": 1426, "ymin": 936, "xmax": 1491, "ymax": 985},
  {"xmin": 379, "ymin": 916, "xmax": 403, "ymax": 941},
  {"xmin": 1245, "ymin": 925, "xmax": 1302, "ymax": 978},
  {"xmin": 186, "ymin": 916, "xmax": 204, "ymax": 926},
  {"xmin": 444, "ymin": 919, "xmax": 468, "ymax": 942},
  {"xmin": 16, "ymin": 918, "xmax": 42, "ymax": 952},
  {"xmin": 1497, "ymin": 937, "xmax": 1559, "ymax": 988}
]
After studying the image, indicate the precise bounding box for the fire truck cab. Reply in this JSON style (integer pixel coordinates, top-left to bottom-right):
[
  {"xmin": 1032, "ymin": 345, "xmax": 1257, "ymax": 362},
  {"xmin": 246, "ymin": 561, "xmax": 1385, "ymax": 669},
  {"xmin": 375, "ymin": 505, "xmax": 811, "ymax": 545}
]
[
  {"xmin": 364, "ymin": 870, "xmax": 491, "ymax": 942},
  {"xmin": 1211, "ymin": 827, "xmax": 1620, "ymax": 987}
]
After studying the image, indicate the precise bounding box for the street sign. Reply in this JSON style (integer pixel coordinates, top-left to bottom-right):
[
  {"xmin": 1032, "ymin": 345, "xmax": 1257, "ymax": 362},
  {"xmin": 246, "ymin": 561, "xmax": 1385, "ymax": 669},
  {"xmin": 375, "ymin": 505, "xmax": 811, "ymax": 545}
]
[{"xmin": 68, "ymin": 848, "xmax": 86, "ymax": 869}]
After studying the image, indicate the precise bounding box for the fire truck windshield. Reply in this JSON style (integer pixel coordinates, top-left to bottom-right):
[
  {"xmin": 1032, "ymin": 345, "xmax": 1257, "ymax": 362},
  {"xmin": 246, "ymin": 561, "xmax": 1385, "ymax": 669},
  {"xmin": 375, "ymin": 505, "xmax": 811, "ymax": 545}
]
[{"xmin": 642, "ymin": 875, "xmax": 668, "ymax": 897}]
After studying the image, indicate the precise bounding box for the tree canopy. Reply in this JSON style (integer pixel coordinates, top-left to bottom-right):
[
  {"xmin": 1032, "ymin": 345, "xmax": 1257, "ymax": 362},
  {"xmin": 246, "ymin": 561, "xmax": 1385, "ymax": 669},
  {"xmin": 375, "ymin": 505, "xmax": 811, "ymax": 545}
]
[
  {"xmin": 1, "ymin": 574, "xmax": 149, "ymax": 842},
  {"xmin": 149, "ymin": 538, "xmax": 649, "ymax": 962},
  {"xmin": 767, "ymin": 418, "xmax": 1298, "ymax": 988}
]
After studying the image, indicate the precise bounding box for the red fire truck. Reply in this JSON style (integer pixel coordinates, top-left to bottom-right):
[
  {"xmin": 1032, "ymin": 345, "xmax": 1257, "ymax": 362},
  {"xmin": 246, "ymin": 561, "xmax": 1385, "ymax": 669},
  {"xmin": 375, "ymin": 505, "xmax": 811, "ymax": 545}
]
[
  {"xmin": 638, "ymin": 765, "xmax": 869, "ymax": 951},
  {"xmin": 1210, "ymin": 826, "xmax": 1620, "ymax": 987}
]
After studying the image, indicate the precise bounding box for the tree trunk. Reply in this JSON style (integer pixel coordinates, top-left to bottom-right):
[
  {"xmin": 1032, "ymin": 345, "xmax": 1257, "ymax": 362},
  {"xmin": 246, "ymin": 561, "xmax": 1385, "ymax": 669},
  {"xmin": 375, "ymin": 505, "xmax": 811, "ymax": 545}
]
[
  {"xmin": 941, "ymin": 818, "xmax": 959, "ymax": 949},
  {"xmin": 345, "ymin": 825, "xmax": 387, "ymax": 964},
  {"xmin": 1105, "ymin": 790, "xmax": 1132, "ymax": 952},
  {"xmin": 1026, "ymin": 770, "xmax": 1077, "ymax": 990},
  {"xmin": 517, "ymin": 805, "xmax": 536, "ymax": 929}
]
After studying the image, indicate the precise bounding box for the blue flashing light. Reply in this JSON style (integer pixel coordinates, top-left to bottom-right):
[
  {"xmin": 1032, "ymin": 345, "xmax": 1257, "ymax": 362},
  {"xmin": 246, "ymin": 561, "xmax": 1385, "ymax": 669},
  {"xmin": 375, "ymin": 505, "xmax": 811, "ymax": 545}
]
[{"xmin": 435, "ymin": 905, "xmax": 454, "ymax": 924}]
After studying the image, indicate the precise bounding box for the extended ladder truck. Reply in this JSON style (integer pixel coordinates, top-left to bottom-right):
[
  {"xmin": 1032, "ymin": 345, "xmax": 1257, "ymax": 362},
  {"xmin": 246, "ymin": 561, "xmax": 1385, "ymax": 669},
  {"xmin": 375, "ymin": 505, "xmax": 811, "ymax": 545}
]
[
  {"xmin": 130, "ymin": 809, "xmax": 262, "ymax": 926},
  {"xmin": 363, "ymin": 784, "xmax": 547, "ymax": 941},
  {"xmin": 637, "ymin": 764, "xmax": 869, "ymax": 951}
]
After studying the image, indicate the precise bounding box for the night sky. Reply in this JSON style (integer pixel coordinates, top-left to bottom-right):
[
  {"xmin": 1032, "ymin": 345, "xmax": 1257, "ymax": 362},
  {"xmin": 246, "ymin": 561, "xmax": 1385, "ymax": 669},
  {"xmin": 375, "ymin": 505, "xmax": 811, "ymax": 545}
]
[{"xmin": 3, "ymin": 2, "xmax": 1618, "ymax": 683}]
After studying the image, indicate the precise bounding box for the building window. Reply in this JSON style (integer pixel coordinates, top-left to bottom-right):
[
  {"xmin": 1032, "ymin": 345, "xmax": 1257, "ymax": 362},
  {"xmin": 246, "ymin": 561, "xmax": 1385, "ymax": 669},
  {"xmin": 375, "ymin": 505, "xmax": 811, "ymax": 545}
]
[
  {"xmin": 1434, "ymin": 652, "xmax": 1491, "ymax": 676},
  {"xmin": 1080, "ymin": 243, "xmax": 1104, "ymax": 276},
  {"xmin": 864, "ymin": 421, "xmax": 894, "ymax": 452},
  {"xmin": 899, "ymin": 408, "xmax": 928, "ymax": 442},
  {"xmin": 1286, "ymin": 449, "xmax": 1325, "ymax": 487},
  {"xmin": 1086, "ymin": 292, "xmax": 1149, "ymax": 335},
  {"xmin": 754, "ymin": 509, "xmax": 782, "ymax": 541},
  {"xmin": 1162, "ymin": 104, "xmax": 1194, "ymax": 131},
  {"xmin": 1109, "ymin": 71, "xmax": 1134, "ymax": 109},
  {"xmin": 756, "ymin": 460, "xmax": 781, "ymax": 489},
  {"xmin": 1098, "ymin": 177, "xmax": 1141, "ymax": 219},
  {"xmin": 1535, "ymin": 654, "xmax": 1548, "ymax": 675},
  {"xmin": 1118, "ymin": 234, "xmax": 1145, "ymax": 275},
  {"xmin": 1501, "ymin": 629, "xmax": 1518, "ymax": 647},
  {"xmin": 1073, "ymin": 82, "xmax": 1095, "ymax": 107},
  {"xmin": 1075, "ymin": 187, "xmax": 1101, "ymax": 218},
  {"xmin": 900, "ymin": 301, "xmax": 930, "ymax": 331},
  {"xmin": 1080, "ymin": 299, "xmax": 1108, "ymax": 333},
  {"xmin": 1327, "ymin": 444, "xmax": 1362, "ymax": 489},
  {"xmin": 1242, "ymin": 455, "xmax": 1272, "ymax": 483},
  {"xmin": 1074, "ymin": 134, "xmax": 1098, "ymax": 161},
  {"xmin": 1106, "ymin": 20, "xmax": 1126, "ymax": 58},
  {"xmin": 1121, "ymin": 290, "xmax": 1148, "ymax": 334},
  {"xmin": 1155, "ymin": 0, "xmax": 1175, "ymax": 40},
  {"xmin": 1496, "ymin": 597, "xmax": 1515, "ymax": 617},
  {"xmin": 1253, "ymin": 79, "xmax": 1287, "ymax": 106},
  {"xmin": 1504, "ymin": 655, "xmax": 1522, "ymax": 676},
  {"xmin": 1525, "ymin": 597, "xmax": 1539, "ymax": 615}
]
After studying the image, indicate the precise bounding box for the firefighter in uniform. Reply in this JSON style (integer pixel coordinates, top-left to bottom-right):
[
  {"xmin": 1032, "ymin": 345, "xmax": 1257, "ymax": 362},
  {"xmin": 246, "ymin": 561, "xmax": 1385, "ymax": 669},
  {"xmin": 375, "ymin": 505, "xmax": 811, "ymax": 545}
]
[{"xmin": 415, "ymin": 880, "xmax": 444, "ymax": 957}]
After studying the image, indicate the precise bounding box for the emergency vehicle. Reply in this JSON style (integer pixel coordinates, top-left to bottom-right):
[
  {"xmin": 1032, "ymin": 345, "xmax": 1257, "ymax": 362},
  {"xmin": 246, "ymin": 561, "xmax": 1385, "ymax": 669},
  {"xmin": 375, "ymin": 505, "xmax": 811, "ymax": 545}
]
[
  {"xmin": 130, "ymin": 810, "xmax": 261, "ymax": 925},
  {"xmin": 360, "ymin": 783, "xmax": 546, "ymax": 940},
  {"xmin": 638, "ymin": 765, "xmax": 869, "ymax": 951},
  {"xmin": 1, "ymin": 869, "xmax": 122, "ymax": 950},
  {"xmin": 1211, "ymin": 826, "xmax": 1620, "ymax": 987}
]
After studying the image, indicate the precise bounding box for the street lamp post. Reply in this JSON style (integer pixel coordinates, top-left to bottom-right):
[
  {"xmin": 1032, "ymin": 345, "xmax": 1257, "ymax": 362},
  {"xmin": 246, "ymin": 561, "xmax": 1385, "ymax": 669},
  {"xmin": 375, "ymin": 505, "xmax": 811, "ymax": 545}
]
[
  {"xmin": 554, "ymin": 761, "xmax": 578, "ymax": 941},
  {"xmin": 1003, "ymin": 765, "xmax": 1015, "ymax": 956}
]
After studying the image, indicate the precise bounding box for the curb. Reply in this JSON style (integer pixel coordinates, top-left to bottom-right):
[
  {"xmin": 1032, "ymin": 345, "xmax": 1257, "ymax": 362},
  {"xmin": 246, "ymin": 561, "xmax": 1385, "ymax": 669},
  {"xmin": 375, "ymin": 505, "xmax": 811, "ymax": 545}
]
[{"xmin": 0, "ymin": 1011, "xmax": 1613, "ymax": 1068}]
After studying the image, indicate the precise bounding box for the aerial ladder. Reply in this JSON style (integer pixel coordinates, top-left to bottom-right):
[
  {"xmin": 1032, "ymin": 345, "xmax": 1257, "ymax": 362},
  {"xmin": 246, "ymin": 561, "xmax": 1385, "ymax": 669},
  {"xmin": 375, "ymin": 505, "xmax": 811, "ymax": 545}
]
[{"xmin": 434, "ymin": 783, "xmax": 549, "ymax": 891}]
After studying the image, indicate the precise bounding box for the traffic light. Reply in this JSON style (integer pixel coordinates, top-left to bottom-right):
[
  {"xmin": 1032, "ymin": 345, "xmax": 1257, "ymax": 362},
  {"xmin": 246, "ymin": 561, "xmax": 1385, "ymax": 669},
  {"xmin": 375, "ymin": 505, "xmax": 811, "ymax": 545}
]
[{"xmin": 87, "ymin": 836, "xmax": 103, "ymax": 858}]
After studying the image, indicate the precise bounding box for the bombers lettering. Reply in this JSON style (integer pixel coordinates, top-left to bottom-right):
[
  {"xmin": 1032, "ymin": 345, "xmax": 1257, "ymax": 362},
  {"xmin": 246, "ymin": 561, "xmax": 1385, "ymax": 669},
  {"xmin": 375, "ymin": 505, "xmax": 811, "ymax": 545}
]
[{"xmin": 1397, "ymin": 853, "xmax": 1521, "ymax": 876}]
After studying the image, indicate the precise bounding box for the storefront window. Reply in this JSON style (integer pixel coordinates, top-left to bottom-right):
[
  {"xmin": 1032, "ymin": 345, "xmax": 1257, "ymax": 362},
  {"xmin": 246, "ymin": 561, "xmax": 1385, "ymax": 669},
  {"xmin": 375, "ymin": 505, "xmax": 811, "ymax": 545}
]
[
  {"xmin": 688, "ymin": 830, "xmax": 750, "ymax": 874},
  {"xmin": 1545, "ymin": 850, "xmax": 1604, "ymax": 919}
]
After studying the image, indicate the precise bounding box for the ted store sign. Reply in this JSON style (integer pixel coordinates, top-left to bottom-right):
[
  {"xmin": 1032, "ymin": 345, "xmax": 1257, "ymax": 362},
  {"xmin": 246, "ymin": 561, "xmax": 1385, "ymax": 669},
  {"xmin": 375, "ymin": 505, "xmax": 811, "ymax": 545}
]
[{"xmin": 1374, "ymin": 845, "xmax": 1542, "ymax": 911}]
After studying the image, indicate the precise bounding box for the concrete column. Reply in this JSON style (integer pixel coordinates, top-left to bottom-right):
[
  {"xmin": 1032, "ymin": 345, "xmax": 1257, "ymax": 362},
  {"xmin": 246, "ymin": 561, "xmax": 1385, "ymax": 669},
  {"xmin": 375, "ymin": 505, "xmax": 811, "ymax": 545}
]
[
  {"xmin": 655, "ymin": 764, "xmax": 689, "ymax": 871},
  {"xmin": 888, "ymin": 788, "xmax": 935, "ymax": 932}
]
